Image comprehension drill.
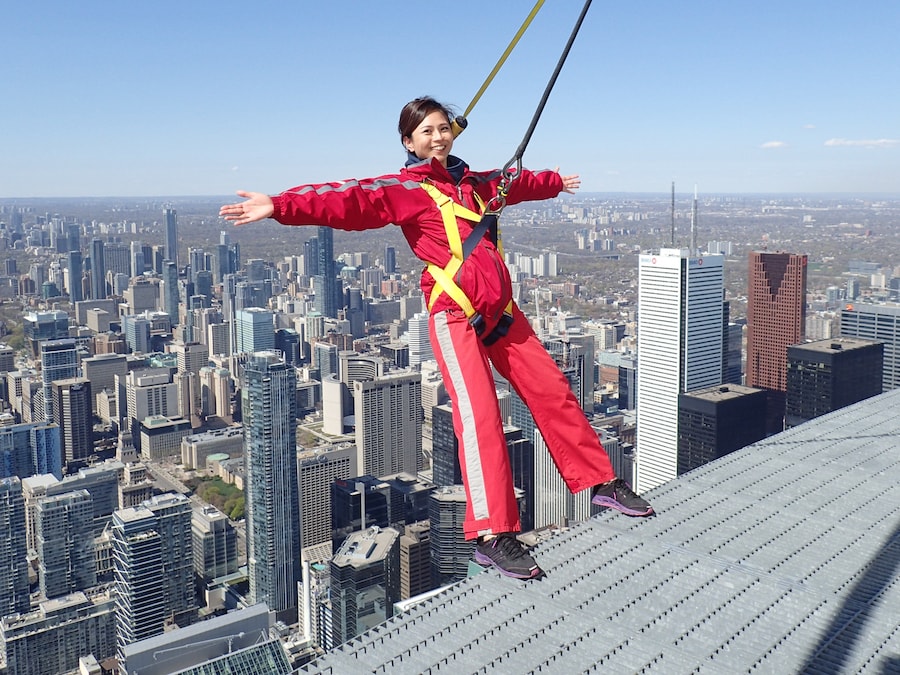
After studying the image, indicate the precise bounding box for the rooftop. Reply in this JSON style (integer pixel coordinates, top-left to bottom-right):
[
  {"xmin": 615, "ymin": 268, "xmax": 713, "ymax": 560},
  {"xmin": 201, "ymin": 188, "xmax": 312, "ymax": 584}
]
[{"xmin": 301, "ymin": 388, "xmax": 900, "ymax": 674}]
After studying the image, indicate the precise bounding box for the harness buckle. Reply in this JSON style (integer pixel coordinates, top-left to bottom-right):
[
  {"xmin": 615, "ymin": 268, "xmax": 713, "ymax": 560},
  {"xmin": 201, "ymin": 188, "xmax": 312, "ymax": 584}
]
[
  {"xmin": 468, "ymin": 313, "xmax": 487, "ymax": 337},
  {"xmin": 481, "ymin": 310, "xmax": 514, "ymax": 346}
]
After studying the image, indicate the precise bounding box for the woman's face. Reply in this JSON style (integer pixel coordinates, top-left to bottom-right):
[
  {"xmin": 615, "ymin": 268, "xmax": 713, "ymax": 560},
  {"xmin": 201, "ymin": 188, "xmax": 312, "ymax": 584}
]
[{"xmin": 403, "ymin": 110, "xmax": 454, "ymax": 166}]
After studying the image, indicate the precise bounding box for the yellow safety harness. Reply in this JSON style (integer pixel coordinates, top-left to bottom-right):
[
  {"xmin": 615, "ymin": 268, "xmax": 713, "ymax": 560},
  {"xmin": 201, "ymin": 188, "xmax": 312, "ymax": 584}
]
[{"xmin": 420, "ymin": 182, "xmax": 514, "ymax": 340}]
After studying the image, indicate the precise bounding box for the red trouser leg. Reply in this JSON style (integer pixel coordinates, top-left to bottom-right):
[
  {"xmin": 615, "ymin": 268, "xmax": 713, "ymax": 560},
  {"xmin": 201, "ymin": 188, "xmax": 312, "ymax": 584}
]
[
  {"xmin": 487, "ymin": 304, "xmax": 616, "ymax": 493},
  {"xmin": 430, "ymin": 310, "xmax": 521, "ymax": 540}
]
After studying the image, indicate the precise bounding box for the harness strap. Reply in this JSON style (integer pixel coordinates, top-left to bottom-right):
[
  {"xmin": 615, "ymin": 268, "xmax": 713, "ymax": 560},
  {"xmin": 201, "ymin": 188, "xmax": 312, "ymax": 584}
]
[
  {"xmin": 420, "ymin": 183, "xmax": 513, "ymax": 324},
  {"xmin": 420, "ymin": 183, "xmax": 482, "ymax": 260}
]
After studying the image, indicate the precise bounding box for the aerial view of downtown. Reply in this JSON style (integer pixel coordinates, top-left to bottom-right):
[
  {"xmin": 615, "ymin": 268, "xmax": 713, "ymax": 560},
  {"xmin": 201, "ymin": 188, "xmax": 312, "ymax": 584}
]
[{"xmin": 3, "ymin": 0, "xmax": 899, "ymax": 673}]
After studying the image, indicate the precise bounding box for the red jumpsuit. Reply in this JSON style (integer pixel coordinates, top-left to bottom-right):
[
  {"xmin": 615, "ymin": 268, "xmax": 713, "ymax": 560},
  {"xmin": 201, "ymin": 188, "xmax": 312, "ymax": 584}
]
[{"xmin": 271, "ymin": 156, "xmax": 616, "ymax": 539}]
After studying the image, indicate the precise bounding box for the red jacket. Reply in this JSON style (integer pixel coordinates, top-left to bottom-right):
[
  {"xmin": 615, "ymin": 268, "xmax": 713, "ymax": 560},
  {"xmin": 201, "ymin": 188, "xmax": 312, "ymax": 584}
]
[{"xmin": 270, "ymin": 156, "xmax": 563, "ymax": 320}]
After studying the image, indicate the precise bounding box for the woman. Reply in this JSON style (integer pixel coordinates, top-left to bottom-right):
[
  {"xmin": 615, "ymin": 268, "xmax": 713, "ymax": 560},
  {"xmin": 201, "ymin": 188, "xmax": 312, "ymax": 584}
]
[{"xmin": 220, "ymin": 96, "xmax": 652, "ymax": 580}]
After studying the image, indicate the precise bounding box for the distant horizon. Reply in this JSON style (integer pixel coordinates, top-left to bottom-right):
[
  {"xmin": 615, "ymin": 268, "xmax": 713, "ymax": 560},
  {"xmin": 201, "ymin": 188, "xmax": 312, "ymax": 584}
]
[{"xmin": 4, "ymin": 190, "xmax": 900, "ymax": 203}]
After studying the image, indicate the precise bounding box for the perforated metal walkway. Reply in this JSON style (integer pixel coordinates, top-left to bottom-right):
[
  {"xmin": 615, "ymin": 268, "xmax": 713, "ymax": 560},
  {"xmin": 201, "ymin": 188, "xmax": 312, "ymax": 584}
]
[{"xmin": 301, "ymin": 389, "xmax": 900, "ymax": 674}]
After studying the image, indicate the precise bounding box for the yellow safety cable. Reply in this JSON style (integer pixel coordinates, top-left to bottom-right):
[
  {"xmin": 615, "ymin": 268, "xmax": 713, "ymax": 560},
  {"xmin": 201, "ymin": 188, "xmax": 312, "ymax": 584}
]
[{"xmin": 452, "ymin": 0, "xmax": 546, "ymax": 137}]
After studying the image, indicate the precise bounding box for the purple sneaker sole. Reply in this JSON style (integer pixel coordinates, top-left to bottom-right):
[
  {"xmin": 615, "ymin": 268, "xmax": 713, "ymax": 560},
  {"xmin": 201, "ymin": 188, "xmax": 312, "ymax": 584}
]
[
  {"xmin": 473, "ymin": 551, "xmax": 545, "ymax": 579},
  {"xmin": 592, "ymin": 494, "xmax": 654, "ymax": 517}
]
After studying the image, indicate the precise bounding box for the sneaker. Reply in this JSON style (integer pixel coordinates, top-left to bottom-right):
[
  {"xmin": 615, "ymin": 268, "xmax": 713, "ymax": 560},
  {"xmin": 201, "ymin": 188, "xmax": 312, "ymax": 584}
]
[
  {"xmin": 592, "ymin": 478, "xmax": 654, "ymax": 516},
  {"xmin": 474, "ymin": 533, "xmax": 545, "ymax": 579}
]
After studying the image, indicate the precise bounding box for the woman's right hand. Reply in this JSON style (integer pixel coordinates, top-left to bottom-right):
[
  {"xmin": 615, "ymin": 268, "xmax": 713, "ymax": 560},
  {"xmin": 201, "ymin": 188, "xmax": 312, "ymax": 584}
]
[{"xmin": 219, "ymin": 190, "xmax": 275, "ymax": 226}]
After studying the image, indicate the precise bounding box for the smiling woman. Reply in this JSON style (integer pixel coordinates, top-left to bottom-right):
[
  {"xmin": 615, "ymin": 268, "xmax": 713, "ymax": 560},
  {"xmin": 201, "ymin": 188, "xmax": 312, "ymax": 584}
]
[{"xmin": 219, "ymin": 93, "xmax": 651, "ymax": 580}]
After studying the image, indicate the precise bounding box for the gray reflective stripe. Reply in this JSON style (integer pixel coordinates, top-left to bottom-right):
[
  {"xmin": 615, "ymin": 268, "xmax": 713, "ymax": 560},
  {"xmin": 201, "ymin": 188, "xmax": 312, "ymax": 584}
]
[
  {"xmin": 284, "ymin": 177, "xmax": 423, "ymax": 197},
  {"xmin": 432, "ymin": 312, "xmax": 490, "ymax": 522}
]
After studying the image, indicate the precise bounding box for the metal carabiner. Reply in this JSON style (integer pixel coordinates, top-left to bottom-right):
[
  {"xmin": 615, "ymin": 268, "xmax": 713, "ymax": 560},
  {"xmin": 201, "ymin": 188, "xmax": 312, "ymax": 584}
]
[
  {"xmin": 500, "ymin": 155, "xmax": 522, "ymax": 191},
  {"xmin": 486, "ymin": 156, "xmax": 522, "ymax": 215}
]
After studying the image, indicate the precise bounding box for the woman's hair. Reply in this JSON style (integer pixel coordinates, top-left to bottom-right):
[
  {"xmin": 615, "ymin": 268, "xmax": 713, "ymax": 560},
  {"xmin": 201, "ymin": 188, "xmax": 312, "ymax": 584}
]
[{"xmin": 398, "ymin": 97, "xmax": 455, "ymax": 143}]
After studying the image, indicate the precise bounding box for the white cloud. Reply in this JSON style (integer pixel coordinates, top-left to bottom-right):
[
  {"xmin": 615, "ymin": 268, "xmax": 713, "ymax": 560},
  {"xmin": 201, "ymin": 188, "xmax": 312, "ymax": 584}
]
[
  {"xmin": 231, "ymin": 166, "xmax": 240, "ymax": 171},
  {"xmin": 761, "ymin": 141, "xmax": 787, "ymax": 149},
  {"xmin": 824, "ymin": 138, "xmax": 899, "ymax": 148},
  {"xmin": 803, "ymin": 124, "xmax": 816, "ymax": 129}
]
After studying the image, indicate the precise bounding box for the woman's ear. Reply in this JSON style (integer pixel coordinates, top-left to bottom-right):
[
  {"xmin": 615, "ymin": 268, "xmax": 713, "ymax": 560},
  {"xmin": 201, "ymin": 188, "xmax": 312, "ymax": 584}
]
[{"xmin": 402, "ymin": 136, "xmax": 414, "ymax": 152}]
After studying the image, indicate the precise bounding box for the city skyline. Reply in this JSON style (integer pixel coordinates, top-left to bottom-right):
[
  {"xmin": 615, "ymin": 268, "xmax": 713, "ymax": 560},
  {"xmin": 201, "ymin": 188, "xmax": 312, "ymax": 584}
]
[
  {"xmin": 4, "ymin": 1, "xmax": 899, "ymax": 198},
  {"xmin": 2, "ymin": 192, "xmax": 899, "ymax": 667}
]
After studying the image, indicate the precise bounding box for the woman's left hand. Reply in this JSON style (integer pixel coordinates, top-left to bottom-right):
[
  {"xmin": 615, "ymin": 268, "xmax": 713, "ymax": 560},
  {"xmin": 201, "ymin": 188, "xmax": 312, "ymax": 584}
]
[{"xmin": 556, "ymin": 169, "xmax": 581, "ymax": 194}]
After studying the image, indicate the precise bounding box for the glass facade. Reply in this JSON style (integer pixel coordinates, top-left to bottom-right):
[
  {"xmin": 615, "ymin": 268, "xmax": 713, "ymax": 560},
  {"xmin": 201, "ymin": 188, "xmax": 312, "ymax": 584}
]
[{"xmin": 242, "ymin": 351, "xmax": 301, "ymax": 624}]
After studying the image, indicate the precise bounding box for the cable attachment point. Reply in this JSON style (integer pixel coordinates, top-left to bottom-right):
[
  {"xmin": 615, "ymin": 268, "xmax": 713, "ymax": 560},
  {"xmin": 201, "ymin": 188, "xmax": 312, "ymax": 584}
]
[
  {"xmin": 487, "ymin": 156, "xmax": 522, "ymax": 214},
  {"xmin": 451, "ymin": 116, "xmax": 468, "ymax": 138}
]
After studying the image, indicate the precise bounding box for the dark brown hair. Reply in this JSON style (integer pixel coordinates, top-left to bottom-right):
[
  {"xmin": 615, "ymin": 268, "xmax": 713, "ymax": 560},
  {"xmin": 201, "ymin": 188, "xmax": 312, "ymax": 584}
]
[{"xmin": 398, "ymin": 97, "xmax": 455, "ymax": 144}]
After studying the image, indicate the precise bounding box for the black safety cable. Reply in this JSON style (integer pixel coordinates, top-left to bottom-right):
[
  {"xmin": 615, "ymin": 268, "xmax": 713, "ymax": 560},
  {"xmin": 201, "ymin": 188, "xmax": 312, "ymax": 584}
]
[{"xmin": 489, "ymin": 0, "xmax": 594, "ymax": 214}]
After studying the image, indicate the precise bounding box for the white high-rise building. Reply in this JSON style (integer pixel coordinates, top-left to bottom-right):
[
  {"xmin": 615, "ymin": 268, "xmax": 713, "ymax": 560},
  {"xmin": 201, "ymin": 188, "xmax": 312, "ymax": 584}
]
[
  {"xmin": 353, "ymin": 370, "xmax": 423, "ymax": 477},
  {"xmin": 532, "ymin": 426, "xmax": 621, "ymax": 529},
  {"xmin": 406, "ymin": 312, "xmax": 434, "ymax": 366},
  {"xmin": 297, "ymin": 443, "xmax": 357, "ymax": 560},
  {"xmin": 635, "ymin": 249, "xmax": 724, "ymax": 493},
  {"xmin": 118, "ymin": 369, "xmax": 180, "ymax": 451}
]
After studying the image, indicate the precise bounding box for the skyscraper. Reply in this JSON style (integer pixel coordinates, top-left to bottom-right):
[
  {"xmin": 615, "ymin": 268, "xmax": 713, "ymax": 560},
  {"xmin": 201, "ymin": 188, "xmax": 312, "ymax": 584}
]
[
  {"xmin": 40, "ymin": 338, "xmax": 80, "ymax": 423},
  {"xmin": 191, "ymin": 504, "xmax": 238, "ymax": 587},
  {"xmin": 130, "ymin": 240, "xmax": 146, "ymax": 278},
  {"xmin": 171, "ymin": 341, "xmax": 209, "ymax": 412},
  {"xmin": 104, "ymin": 241, "xmax": 130, "ymax": 279},
  {"xmin": 0, "ymin": 422, "xmax": 62, "ymax": 480},
  {"xmin": 275, "ymin": 328, "xmax": 301, "ymax": 366},
  {"xmin": 122, "ymin": 314, "xmax": 152, "ymax": 354},
  {"xmin": 746, "ymin": 251, "xmax": 807, "ymax": 433},
  {"xmin": 0, "ymin": 477, "xmax": 30, "ymax": 616},
  {"xmin": 399, "ymin": 521, "xmax": 431, "ymax": 600},
  {"xmin": 431, "ymin": 404, "xmax": 462, "ymax": 486},
  {"xmin": 82, "ymin": 353, "xmax": 128, "ymax": 414},
  {"xmin": 236, "ymin": 308, "xmax": 275, "ymax": 354},
  {"xmin": 90, "ymin": 237, "xmax": 106, "ymax": 301},
  {"xmin": 52, "ymin": 377, "xmax": 93, "ymax": 469},
  {"xmin": 0, "ymin": 589, "xmax": 117, "ymax": 675},
  {"xmin": 840, "ymin": 302, "xmax": 900, "ymax": 392},
  {"xmin": 24, "ymin": 310, "xmax": 70, "ymax": 359},
  {"xmin": 353, "ymin": 370, "xmax": 423, "ymax": 477},
  {"xmin": 120, "ymin": 369, "xmax": 180, "ymax": 449},
  {"xmin": 314, "ymin": 226, "xmax": 339, "ymax": 318},
  {"xmin": 677, "ymin": 384, "xmax": 767, "ymax": 474},
  {"xmin": 67, "ymin": 250, "xmax": 84, "ymax": 303},
  {"xmin": 298, "ymin": 444, "xmax": 357, "ymax": 559},
  {"xmin": 785, "ymin": 337, "xmax": 883, "ymax": 428},
  {"xmin": 428, "ymin": 485, "xmax": 473, "ymax": 587},
  {"xmin": 328, "ymin": 526, "xmax": 400, "ymax": 648},
  {"xmin": 36, "ymin": 489, "xmax": 96, "ymax": 598},
  {"xmin": 242, "ymin": 351, "xmax": 301, "ymax": 624},
  {"xmin": 635, "ymin": 249, "xmax": 724, "ymax": 493},
  {"xmin": 188, "ymin": 246, "xmax": 206, "ymax": 285},
  {"xmin": 383, "ymin": 245, "xmax": 396, "ymax": 274},
  {"xmin": 162, "ymin": 260, "xmax": 179, "ymax": 325},
  {"xmin": 112, "ymin": 493, "xmax": 196, "ymax": 663},
  {"xmin": 406, "ymin": 312, "xmax": 434, "ymax": 366},
  {"xmin": 164, "ymin": 208, "xmax": 178, "ymax": 269}
]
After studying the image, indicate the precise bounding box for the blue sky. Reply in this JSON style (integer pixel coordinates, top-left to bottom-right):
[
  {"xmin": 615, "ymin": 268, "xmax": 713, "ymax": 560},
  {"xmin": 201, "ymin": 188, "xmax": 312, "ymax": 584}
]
[{"xmin": 4, "ymin": 0, "xmax": 898, "ymax": 197}]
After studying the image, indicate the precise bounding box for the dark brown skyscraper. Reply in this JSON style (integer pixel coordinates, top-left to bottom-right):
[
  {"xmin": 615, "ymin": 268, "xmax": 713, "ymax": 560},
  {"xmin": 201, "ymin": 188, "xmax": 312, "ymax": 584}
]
[{"xmin": 746, "ymin": 251, "xmax": 807, "ymax": 433}]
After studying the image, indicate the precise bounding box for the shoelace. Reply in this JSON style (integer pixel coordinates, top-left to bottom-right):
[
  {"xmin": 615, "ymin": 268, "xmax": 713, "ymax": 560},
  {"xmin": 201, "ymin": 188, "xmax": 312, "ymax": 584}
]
[
  {"xmin": 611, "ymin": 478, "xmax": 636, "ymax": 497},
  {"xmin": 493, "ymin": 535, "xmax": 529, "ymax": 560}
]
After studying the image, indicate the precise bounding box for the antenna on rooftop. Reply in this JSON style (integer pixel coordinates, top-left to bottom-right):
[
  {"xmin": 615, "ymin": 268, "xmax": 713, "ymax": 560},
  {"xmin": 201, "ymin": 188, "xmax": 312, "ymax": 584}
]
[
  {"xmin": 690, "ymin": 185, "xmax": 698, "ymax": 256},
  {"xmin": 670, "ymin": 181, "xmax": 675, "ymax": 247}
]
